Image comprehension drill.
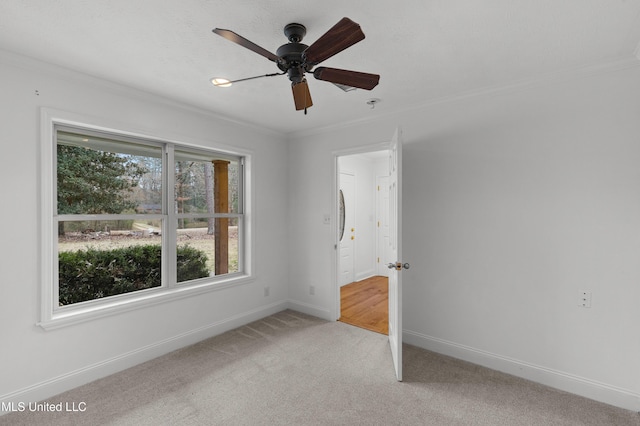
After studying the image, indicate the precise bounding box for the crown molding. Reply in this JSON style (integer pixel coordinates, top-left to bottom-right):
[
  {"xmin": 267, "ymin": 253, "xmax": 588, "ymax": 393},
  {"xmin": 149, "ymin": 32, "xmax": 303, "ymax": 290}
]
[
  {"xmin": 0, "ymin": 48, "xmax": 286, "ymax": 140},
  {"xmin": 287, "ymin": 55, "xmax": 640, "ymax": 141},
  {"xmin": 3, "ymin": 48, "xmax": 638, "ymax": 143}
]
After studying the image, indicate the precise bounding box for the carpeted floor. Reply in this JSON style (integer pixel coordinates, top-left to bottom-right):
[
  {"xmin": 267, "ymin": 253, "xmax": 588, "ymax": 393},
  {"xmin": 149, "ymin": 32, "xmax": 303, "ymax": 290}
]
[{"xmin": 2, "ymin": 310, "xmax": 639, "ymax": 425}]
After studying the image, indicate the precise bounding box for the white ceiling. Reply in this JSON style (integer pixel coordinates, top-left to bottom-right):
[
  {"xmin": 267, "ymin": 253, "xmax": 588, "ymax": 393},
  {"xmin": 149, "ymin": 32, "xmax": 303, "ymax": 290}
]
[{"xmin": 2, "ymin": 1, "xmax": 640, "ymax": 135}]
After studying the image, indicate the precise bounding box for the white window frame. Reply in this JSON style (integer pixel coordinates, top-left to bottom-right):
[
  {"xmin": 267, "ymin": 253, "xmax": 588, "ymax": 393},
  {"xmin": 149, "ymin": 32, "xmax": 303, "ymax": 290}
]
[{"xmin": 39, "ymin": 108, "xmax": 254, "ymax": 330}]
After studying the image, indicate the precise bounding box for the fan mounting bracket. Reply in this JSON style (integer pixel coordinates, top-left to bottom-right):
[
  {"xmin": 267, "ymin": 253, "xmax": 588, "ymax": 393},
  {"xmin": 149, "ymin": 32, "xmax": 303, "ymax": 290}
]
[{"xmin": 283, "ymin": 23, "xmax": 306, "ymax": 43}]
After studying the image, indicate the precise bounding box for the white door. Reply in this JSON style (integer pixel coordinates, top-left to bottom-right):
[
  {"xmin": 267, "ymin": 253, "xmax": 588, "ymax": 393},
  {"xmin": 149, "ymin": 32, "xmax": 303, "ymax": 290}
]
[
  {"xmin": 387, "ymin": 127, "xmax": 404, "ymax": 381},
  {"xmin": 339, "ymin": 172, "xmax": 356, "ymax": 287}
]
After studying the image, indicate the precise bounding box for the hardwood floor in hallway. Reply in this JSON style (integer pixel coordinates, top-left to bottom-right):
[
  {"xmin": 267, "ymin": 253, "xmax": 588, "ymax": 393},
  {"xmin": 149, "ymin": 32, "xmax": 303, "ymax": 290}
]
[{"xmin": 339, "ymin": 275, "xmax": 388, "ymax": 335}]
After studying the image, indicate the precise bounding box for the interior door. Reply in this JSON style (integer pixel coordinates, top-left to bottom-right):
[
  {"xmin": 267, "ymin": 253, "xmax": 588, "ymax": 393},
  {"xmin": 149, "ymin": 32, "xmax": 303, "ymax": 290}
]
[
  {"xmin": 339, "ymin": 172, "xmax": 356, "ymax": 287},
  {"xmin": 387, "ymin": 127, "xmax": 403, "ymax": 381}
]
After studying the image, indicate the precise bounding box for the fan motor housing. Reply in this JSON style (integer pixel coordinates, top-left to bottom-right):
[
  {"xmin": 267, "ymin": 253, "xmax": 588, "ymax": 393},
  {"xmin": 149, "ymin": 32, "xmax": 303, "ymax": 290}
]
[
  {"xmin": 277, "ymin": 23, "xmax": 312, "ymax": 83},
  {"xmin": 276, "ymin": 42, "xmax": 308, "ymax": 63},
  {"xmin": 276, "ymin": 42, "xmax": 311, "ymax": 83}
]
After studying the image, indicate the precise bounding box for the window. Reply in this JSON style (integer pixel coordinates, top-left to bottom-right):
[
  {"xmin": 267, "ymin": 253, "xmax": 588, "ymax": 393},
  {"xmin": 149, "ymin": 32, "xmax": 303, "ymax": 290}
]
[
  {"xmin": 174, "ymin": 150, "xmax": 244, "ymax": 280},
  {"xmin": 40, "ymin": 111, "xmax": 251, "ymax": 329}
]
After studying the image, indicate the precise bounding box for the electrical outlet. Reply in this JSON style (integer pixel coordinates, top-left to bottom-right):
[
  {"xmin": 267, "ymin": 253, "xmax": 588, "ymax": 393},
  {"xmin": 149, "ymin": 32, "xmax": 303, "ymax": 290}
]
[
  {"xmin": 578, "ymin": 291, "xmax": 592, "ymax": 308},
  {"xmin": 264, "ymin": 286, "xmax": 270, "ymax": 297},
  {"xmin": 323, "ymin": 214, "xmax": 331, "ymax": 225},
  {"xmin": 309, "ymin": 285, "xmax": 315, "ymax": 295}
]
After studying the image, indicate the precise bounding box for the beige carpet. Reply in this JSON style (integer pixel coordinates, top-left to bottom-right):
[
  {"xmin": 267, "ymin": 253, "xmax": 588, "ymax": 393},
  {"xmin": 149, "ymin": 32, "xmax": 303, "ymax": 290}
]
[{"xmin": 2, "ymin": 310, "xmax": 638, "ymax": 425}]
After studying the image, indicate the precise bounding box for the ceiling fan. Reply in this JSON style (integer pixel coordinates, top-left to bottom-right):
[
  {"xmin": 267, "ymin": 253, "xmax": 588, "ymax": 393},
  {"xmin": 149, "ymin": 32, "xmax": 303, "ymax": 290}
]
[{"xmin": 212, "ymin": 17, "xmax": 380, "ymax": 113}]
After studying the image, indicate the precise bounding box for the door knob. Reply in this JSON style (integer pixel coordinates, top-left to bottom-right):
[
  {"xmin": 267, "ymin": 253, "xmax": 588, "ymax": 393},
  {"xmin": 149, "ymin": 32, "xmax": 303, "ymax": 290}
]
[{"xmin": 387, "ymin": 262, "xmax": 410, "ymax": 270}]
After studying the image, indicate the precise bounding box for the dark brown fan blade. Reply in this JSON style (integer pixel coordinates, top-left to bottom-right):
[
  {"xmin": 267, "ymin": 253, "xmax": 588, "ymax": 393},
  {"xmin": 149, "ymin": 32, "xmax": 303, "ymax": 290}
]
[
  {"xmin": 213, "ymin": 28, "xmax": 280, "ymax": 62},
  {"xmin": 292, "ymin": 80, "xmax": 313, "ymax": 111},
  {"xmin": 313, "ymin": 67, "xmax": 380, "ymax": 90},
  {"xmin": 303, "ymin": 17, "xmax": 365, "ymax": 65}
]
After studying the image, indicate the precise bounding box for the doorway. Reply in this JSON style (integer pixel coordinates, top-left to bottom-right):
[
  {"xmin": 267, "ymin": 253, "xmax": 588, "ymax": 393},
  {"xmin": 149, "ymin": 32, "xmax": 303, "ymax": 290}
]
[
  {"xmin": 339, "ymin": 276, "xmax": 389, "ymax": 334},
  {"xmin": 336, "ymin": 149, "xmax": 390, "ymax": 335}
]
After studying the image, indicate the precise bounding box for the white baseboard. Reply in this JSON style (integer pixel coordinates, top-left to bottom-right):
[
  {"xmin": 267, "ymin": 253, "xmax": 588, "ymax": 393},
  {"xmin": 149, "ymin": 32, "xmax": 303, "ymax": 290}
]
[
  {"xmin": 0, "ymin": 301, "xmax": 288, "ymax": 414},
  {"xmin": 286, "ymin": 299, "xmax": 333, "ymax": 321},
  {"xmin": 403, "ymin": 329, "xmax": 640, "ymax": 412},
  {"xmin": 355, "ymin": 270, "xmax": 376, "ymax": 282}
]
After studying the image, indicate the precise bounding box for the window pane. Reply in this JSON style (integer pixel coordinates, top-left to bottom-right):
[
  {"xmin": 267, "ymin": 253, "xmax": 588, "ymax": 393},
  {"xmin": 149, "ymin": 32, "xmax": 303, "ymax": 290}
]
[
  {"xmin": 57, "ymin": 131, "xmax": 162, "ymax": 215},
  {"xmin": 58, "ymin": 220, "xmax": 162, "ymax": 306},
  {"xmin": 175, "ymin": 154, "xmax": 241, "ymax": 214},
  {"xmin": 176, "ymin": 217, "xmax": 240, "ymax": 282}
]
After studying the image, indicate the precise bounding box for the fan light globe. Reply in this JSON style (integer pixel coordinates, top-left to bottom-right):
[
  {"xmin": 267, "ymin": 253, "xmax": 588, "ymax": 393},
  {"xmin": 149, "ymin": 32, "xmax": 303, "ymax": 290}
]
[{"xmin": 211, "ymin": 78, "xmax": 232, "ymax": 87}]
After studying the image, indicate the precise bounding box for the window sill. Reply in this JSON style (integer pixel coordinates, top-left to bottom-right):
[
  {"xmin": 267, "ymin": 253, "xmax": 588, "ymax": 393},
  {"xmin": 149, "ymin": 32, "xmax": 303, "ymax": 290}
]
[{"xmin": 37, "ymin": 274, "xmax": 254, "ymax": 331}]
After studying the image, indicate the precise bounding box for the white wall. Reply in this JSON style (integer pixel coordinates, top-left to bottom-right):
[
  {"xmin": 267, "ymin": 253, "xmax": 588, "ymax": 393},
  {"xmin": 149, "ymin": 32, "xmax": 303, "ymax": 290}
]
[
  {"xmin": 287, "ymin": 62, "xmax": 640, "ymax": 411},
  {"xmin": 0, "ymin": 51, "xmax": 290, "ymax": 404}
]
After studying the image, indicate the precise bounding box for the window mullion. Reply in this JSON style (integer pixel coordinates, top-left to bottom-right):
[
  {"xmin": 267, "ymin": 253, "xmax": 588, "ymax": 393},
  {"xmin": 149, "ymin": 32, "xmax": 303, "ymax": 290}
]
[
  {"xmin": 238, "ymin": 157, "xmax": 247, "ymax": 274},
  {"xmin": 165, "ymin": 144, "xmax": 177, "ymax": 288},
  {"xmin": 57, "ymin": 213, "xmax": 165, "ymax": 222}
]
